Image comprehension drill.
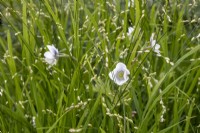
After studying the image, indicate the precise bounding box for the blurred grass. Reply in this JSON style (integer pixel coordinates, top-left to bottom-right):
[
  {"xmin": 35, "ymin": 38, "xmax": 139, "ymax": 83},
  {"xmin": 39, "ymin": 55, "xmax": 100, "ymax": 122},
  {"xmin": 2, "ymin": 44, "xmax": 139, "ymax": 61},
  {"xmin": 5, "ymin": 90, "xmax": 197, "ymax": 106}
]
[{"xmin": 0, "ymin": 0, "xmax": 200, "ymax": 133}]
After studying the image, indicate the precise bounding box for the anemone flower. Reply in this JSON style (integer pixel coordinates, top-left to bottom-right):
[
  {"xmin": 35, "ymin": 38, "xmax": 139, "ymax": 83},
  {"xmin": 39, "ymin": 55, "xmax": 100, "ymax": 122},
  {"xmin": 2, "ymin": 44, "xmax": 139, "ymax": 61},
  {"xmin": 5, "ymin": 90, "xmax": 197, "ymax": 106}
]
[
  {"xmin": 44, "ymin": 45, "xmax": 59, "ymax": 66},
  {"xmin": 109, "ymin": 62, "xmax": 130, "ymax": 86}
]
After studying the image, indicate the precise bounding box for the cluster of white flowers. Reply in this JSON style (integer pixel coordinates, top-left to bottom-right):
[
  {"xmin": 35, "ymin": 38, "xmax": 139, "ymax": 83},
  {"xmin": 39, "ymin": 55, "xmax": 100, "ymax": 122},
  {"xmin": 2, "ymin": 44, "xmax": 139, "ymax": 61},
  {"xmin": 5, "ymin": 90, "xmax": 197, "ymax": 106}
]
[
  {"xmin": 44, "ymin": 32, "xmax": 162, "ymax": 86},
  {"xmin": 43, "ymin": 45, "xmax": 131, "ymax": 85}
]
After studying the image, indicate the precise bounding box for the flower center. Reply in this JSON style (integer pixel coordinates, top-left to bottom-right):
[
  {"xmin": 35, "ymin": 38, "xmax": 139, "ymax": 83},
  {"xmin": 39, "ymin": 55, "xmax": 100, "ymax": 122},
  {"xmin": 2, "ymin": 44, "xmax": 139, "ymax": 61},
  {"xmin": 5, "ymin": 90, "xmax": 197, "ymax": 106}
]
[{"xmin": 117, "ymin": 71, "xmax": 124, "ymax": 80}]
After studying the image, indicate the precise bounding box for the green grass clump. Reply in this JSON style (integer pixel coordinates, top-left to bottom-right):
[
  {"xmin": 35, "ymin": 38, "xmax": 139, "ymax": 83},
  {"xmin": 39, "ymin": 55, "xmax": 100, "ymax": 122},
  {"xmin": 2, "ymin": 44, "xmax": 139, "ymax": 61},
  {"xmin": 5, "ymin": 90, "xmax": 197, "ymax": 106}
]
[{"xmin": 0, "ymin": 0, "xmax": 200, "ymax": 132}]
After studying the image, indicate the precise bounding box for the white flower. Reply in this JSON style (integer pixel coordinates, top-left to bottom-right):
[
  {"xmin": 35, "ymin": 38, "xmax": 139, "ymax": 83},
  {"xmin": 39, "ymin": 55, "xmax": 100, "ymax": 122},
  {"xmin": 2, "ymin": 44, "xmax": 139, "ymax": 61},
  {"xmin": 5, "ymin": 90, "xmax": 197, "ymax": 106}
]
[
  {"xmin": 44, "ymin": 45, "xmax": 59, "ymax": 66},
  {"xmin": 109, "ymin": 62, "xmax": 130, "ymax": 86},
  {"xmin": 150, "ymin": 33, "xmax": 161, "ymax": 56},
  {"xmin": 127, "ymin": 27, "xmax": 134, "ymax": 37}
]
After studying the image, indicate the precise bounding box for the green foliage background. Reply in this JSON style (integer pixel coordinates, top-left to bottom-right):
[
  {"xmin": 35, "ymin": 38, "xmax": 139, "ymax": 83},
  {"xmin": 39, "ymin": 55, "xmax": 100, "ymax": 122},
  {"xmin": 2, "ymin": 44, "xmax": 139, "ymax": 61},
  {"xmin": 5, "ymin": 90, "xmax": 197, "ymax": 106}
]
[{"xmin": 0, "ymin": 0, "xmax": 200, "ymax": 132}]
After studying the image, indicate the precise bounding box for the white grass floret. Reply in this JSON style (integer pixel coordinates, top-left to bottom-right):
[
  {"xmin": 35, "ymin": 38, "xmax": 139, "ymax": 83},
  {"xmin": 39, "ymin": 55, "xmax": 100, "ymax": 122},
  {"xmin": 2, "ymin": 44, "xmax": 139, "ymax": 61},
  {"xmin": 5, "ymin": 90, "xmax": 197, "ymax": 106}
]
[
  {"xmin": 150, "ymin": 33, "xmax": 161, "ymax": 56},
  {"xmin": 127, "ymin": 27, "xmax": 134, "ymax": 37}
]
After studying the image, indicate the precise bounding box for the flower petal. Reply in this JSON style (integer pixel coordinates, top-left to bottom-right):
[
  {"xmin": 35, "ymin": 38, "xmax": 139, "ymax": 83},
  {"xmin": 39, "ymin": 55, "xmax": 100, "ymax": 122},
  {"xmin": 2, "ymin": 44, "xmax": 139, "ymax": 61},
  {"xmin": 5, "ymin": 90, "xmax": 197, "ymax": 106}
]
[
  {"xmin": 150, "ymin": 33, "xmax": 155, "ymax": 42},
  {"xmin": 154, "ymin": 49, "xmax": 160, "ymax": 54},
  {"xmin": 128, "ymin": 27, "xmax": 134, "ymax": 34},
  {"xmin": 109, "ymin": 71, "xmax": 115, "ymax": 80},
  {"xmin": 47, "ymin": 45, "xmax": 58, "ymax": 55},
  {"xmin": 116, "ymin": 62, "xmax": 127, "ymax": 70},
  {"xmin": 45, "ymin": 58, "xmax": 56, "ymax": 65},
  {"xmin": 124, "ymin": 70, "xmax": 130, "ymax": 79},
  {"xmin": 127, "ymin": 27, "xmax": 135, "ymax": 37},
  {"xmin": 115, "ymin": 77, "xmax": 129, "ymax": 86},
  {"xmin": 151, "ymin": 40, "xmax": 156, "ymax": 47},
  {"xmin": 125, "ymin": 68, "xmax": 130, "ymax": 75},
  {"xmin": 155, "ymin": 44, "xmax": 160, "ymax": 49},
  {"xmin": 44, "ymin": 52, "xmax": 55, "ymax": 59}
]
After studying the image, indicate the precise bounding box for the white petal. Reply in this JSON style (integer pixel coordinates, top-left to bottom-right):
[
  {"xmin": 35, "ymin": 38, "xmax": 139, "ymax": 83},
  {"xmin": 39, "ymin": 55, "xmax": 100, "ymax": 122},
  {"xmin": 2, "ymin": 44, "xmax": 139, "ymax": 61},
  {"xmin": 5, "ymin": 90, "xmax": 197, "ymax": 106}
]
[
  {"xmin": 127, "ymin": 27, "xmax": 134, "ymax": 37},
  {"xmin": 45, "ymin": 58, "xmax": 56, "ymax": 65},
  {"xmin": 125, "ymin": 68, "xmax": 130, "ymax": 75},
  {"xmin": 115, "ymin": 77, "xmax": 129, "ymax": 86},
  {"xmin": 124, "ymin": 70, "xmax": 130, "ymax": 79},
  {"xmin": 128, "ymin": 27, "xmax": 134, "ymax": 34},
  {"xmin": 150, "ymin": 33, "xmax": 155, "ymax": 42},
  {"xmin": 116, "ymin": 62, "xmax": 127, "ymax": 70},
  {"xmin": 156, "ymin": 53, "xmax": 161, "ymax": 56},
  {"xmin": 47, "ymin": 45, "xmax": 58, "ymax": 55},
  {"xmin": 151, "ymin": 40, "xmax": 156, "ymax": 47},
  {"xmin": 154, "ymin": 49, "xmax": 160, "ymax": 54},
  {"xmin": 44, "ymin": 52, "xmax": 55, "ymax": 59},
  {"xmin": 115, "ymin": 80, "xmax": 124, "ymax": 85},
  {"xmin": 155, "ymin": 44, "xmax": 160, "ymax": 49},
  {"xmin": 109, "ymin": 71, "xmax": 115, "ymax": 80}
]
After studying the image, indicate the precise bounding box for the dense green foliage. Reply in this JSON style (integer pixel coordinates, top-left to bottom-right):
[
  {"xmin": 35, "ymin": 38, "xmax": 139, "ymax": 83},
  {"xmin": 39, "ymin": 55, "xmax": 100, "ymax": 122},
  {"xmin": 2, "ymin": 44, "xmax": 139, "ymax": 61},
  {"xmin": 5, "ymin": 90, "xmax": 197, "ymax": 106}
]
[{"xmin": 0, "ymin": 0, "xmax": 200, "ymax": 132}]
